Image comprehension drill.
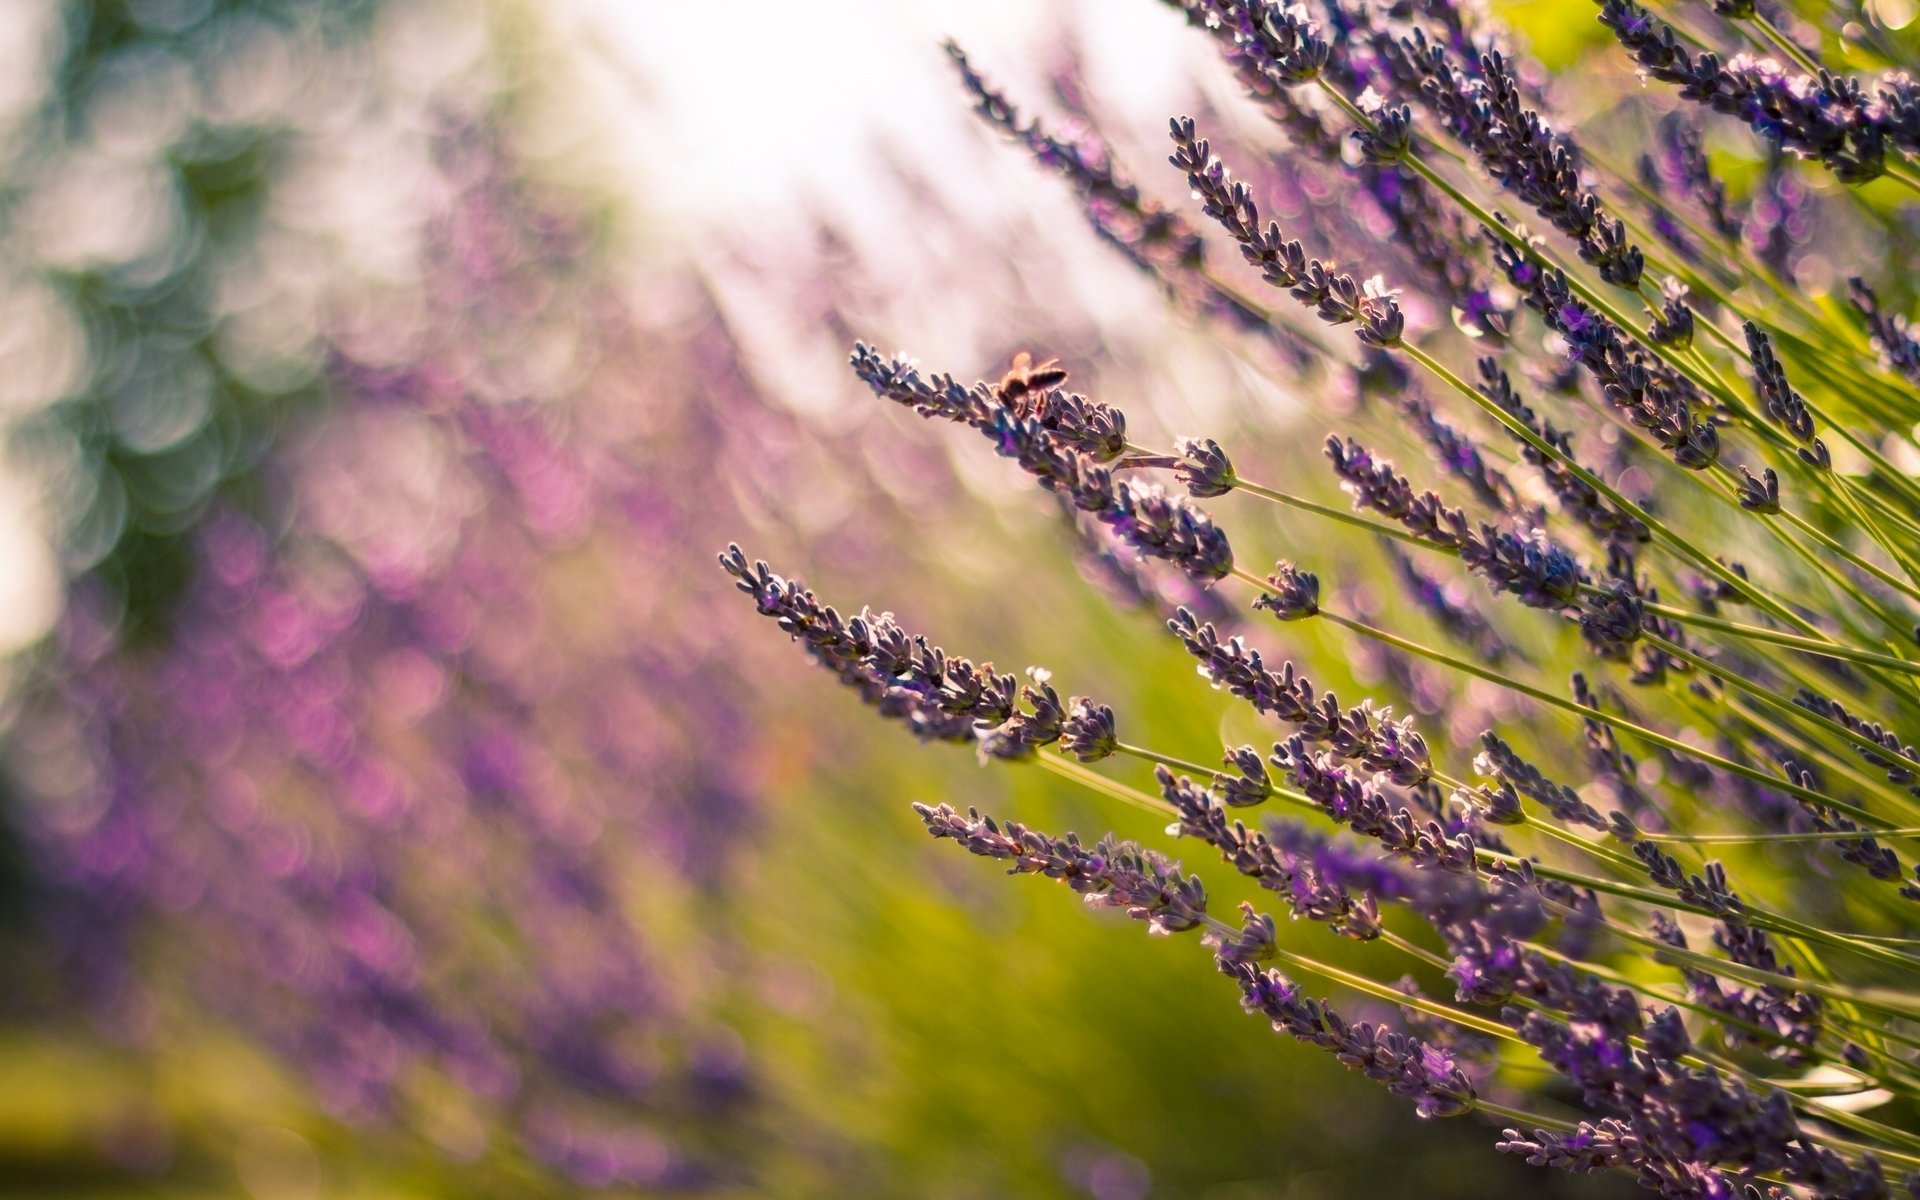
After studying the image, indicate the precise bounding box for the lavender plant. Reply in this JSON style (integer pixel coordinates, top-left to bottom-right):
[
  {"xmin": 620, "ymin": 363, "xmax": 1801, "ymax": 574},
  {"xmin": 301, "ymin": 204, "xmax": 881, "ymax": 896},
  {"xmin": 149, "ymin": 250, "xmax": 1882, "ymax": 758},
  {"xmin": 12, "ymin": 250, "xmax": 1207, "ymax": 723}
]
[{"xmin": 732, "ymin": 3, "xmax": 1920, "ymax": 1196}]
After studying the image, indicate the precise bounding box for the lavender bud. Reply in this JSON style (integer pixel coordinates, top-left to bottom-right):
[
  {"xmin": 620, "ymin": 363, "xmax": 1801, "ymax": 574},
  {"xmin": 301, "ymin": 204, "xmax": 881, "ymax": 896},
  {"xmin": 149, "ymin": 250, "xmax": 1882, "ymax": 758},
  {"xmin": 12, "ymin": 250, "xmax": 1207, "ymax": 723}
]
[
  {"xmin": 1383, "ymin": 34, "xmax": 1646, "ymax": 286},
  {"xmin": 1253, "ymin": 560, "xmax": 1321, "ymax": 621},
  {"xmin": 1107, "ymin": 480, "xmax": 1235, "ymax": 582},
  {"xmin": 1579, "ymin": 584, "xmax": 1646, "ymax": 662},
  {"xmin": 1792, "ymin": 688, "xmax": 1920, "ymax": 792},
  {"xmin": 1741, "ymin": 322, "xmax": 1818, "ymax": 450},
  {"xmin": 1168, "ymin": 117, "xmax": 1402, "ymax": 348},
  {"xmin": 913, "ymin": 803, "xmax": 1209, "ymax": 934},
  {"xmin": 1492, "ymin": 247, "xmax": 1719, "ymax": 470},
  {"xmin": 1475, "ymin": 732, "xmax": 1607, "ymax": 830},
  {"xmin": 1242, "ymin": 3, "xmax": 1332, "ymax": 83},
  {"xmin": 1497, "ymin": 1120, "xmax": 1632, "ymax": 1172},
  {"xmin": 1736, "ymin": 465, "xmax": 1781, "ymax": 513},
  {"xmin": 1175, "ymin": 436, "xmax": 1238, "ymax": 497},
  {"xmin": 980, "ymin": 673, "xmax": 1070, "ymax": 760},
  {"xmin": 1205, "ymin": 903, "xmax": 1279, "ymax": 967},
  {"xmin": 1646, "ymin": 288, "xmax": 1695, "ymax": 349},
  {"xmin": 1219, "ymin": 946, "xmax": 1476, "ymax": 1119},
  {"xmin": 1849, "ymin": 277, "xmax": 1920, "ymax": 385},
  {"xmin": 1059, "ymin": 697, "xmax": 1119, "ymax": 761},
  {"xmin": 1213, "ymin": 745, "xmax": 1273, "ymax": 807},
  {"xmin": 1468, "ymin": 781, "xmax": 1527, "ymax": 825},
  {"xmin": 1635, "ymin": 844, "xmax": 1746, "ymax": 917},
  {"xmin": 1168, "ymin": 608, "xmax": 1432, "ymax": 784},
  {"xmin": 1032, "ymin": 388, "xmax": 1129, "ymax": 462},
  {"xmin": 1355, "ymin": 104, "xmax": 1415, "ymax": 163}
]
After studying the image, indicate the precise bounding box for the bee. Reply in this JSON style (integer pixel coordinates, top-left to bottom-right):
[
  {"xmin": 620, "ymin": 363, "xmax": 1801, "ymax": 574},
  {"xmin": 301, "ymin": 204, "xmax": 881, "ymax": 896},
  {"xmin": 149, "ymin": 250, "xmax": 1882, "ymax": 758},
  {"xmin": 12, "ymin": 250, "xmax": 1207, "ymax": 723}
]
[{"xmin": 995, "ymin": 351, "xmax": 1069, "ymax": 410}]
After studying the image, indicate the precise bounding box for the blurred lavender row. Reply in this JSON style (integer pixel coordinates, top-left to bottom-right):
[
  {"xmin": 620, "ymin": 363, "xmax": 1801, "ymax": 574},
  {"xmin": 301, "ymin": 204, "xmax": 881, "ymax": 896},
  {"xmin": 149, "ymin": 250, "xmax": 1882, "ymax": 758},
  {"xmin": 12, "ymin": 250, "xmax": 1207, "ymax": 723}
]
[{"xmin": 7, "ymin": 123, "xmax": 810, "ymax": 1187}]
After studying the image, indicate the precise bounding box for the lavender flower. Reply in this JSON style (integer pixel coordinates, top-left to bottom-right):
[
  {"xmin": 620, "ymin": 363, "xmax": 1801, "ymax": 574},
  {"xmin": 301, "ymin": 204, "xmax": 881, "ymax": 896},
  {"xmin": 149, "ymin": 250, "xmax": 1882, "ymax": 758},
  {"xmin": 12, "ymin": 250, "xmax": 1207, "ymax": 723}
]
[
  {"xmin": 851, "ymin": 346, "xmax": 1232, "ymax": 581},
  {"xmin": 1222, "ymin": 943, "xmax": 1477, "ymax": 1119},
  {"xmin": 730, "ymin": 7, "xmax": 1920, "ymax": 1195},
  {"xmin": 1175, "ymin": 436, "xmax": 1238, "ymax": 498},
  {"xmin": 1169, "ymin": 609, "xmax": 1433, "ymax": 784},
  {"xmin": 1376, "ymin": 33, "xmax": 1646, "ymax": 286},
  {"xmin": 1253, "ymin": 560, "xmax": 1321, "ymax": 621},
  {"xmin": 1849, "ymin": 277, "xmax": 1920, "ymax": 386},
  {"xmin": 1061, "ymin": 698, "xmax": 1120, "ymax": 761},
  {"xmin": 914, "ymin": 803, "xmax": 1209, "ymax": 933},
  {"xmin": 1743, "ymin": 323, "xmax": 1827, "ymax": 467},
  {"xmin": 1791, "ymin": 688, "xmax": 1920, "ymax": 797},
  {"xmin": 1492, "ymin": 239, "xmax": 1721, "ymax": 469},
  {"xmin": 1213, "ymin": 744, "xmax": 1275, "ymax": 807},
  {"xmin": 1324, "ymin": 436, "xmax": 1586, "ymax": 608},
  {"xmin": 1167, "ymin": 117, "xmax": 1407, "ymax": 348},
  {"xmin": 1473, "ymin": 733, "xmax": 1607, "ymax": 831},
  {"xmin": 1599, "ymin": 0, "xmax": 1889, "ymax": 182},
  {"xmin": 722, "ymin": 547, "xmax": 1128, "ymax": 762},
  {"xmin": 1157, "ymin": 767, "xmax": 1386, "ymax": 938}
]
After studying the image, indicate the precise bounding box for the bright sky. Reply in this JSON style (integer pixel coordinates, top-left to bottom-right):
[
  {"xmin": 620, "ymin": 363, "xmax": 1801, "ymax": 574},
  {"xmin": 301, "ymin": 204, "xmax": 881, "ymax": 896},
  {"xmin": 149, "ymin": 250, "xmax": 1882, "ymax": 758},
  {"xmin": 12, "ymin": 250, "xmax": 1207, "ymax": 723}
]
[{"xmin": 570, "ymin": 0, "xmax": 1192, "ymax": 228}]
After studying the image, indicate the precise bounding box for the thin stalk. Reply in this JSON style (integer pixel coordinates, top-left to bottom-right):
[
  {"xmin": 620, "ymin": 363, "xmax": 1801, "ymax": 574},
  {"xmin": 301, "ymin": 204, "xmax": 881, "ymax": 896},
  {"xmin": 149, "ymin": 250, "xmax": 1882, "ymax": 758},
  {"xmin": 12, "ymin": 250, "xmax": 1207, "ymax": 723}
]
[
  {"xmin": 1040, "ymin": 743, "xmax": 1920, "ymax": 1114},
  {"xmin": 1115, "ymin": 741, "xmax": 1218, "ymax": 781},
  {"xmin": 1394, "ymin": 341, "xmax": 1826, "ymax": 642},
  {"xmin": 1035, "ymin": 752, "xmax": 1178, "ymax": 820},
  {"xmin": 1236, "ymin": 479, "xmax": 1435, "ymax": 548},
  {"xmin": 1646, "ymin": 631, "xmax": 1920, "ymax": 821},
  {"xmin": 1638, "ymin": 826, "xmax": 1920, "ymax": 845},
  {"xmin": 1307, "ymin": 605, "xmax": 1839, "ymax": 814},
  {"xmin": 1319, "ymin": 79, "xmax": 1920, "ymax": 628},
  {"xmin": 1309, "ymin": 605, "xmax": 1920, "ymax": 972},
  {"xmin": 1639, "ymin": 599, "xmax": 1920, "ymax": 675},
  {"xmin": 1693, "ymin": 461, "xmax": 1920, "ymax": 648},
  {"xmin": 1883, "ymin": 160, "xmax": 1920, "ymax": 199},
  {"xmin": 1751, "ymin": 11, "xmax": 1823, "ymax": 74},
  {"xmin": 1778, "ymin": 505, "xmax": 1920, "ymax": 608}
]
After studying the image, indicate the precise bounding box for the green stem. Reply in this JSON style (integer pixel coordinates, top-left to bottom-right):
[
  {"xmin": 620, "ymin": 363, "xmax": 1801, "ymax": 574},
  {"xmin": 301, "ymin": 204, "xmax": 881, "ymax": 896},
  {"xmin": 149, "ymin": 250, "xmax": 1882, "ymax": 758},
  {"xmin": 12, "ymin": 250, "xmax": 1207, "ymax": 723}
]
[
  {"xmin": 1115, "ymin": 741, "xmax": 1218, "ymax": 781},
  {"xmin": 1778, "ymin": 506, "xmax": 1920, "ymax": 608},
  {"xmin": 1393, "ymin": 342, "xmax": 1823, "ymax": 641},
  {"xmin": 1750, "ymin": 12, "xmax": 1821, "ymax": 73},
  {"xmin": 1235, "ymin": 479, "xmax": 1434, "ymax": 548},
  {"xmin": 1309, "ymin": 607, "xmax": 1920, "ymax": 971},
  {"xmin": 1638, "ymin": 826, "xmax": 1920, "ymax": 845},
  {"xmin": 1883, "ymin": 160, "xmax": 1920, "ymax": 199},
  {"xmin": 1646, "ymin": 631, "xmax": 1920, "ymax": 802},
  {"xmin": 1037, "ymin": 753, "xmax": 1920, "ymax": 1095},
  {"xmin": 1308, "ymin": 606, "xmax": 1837, "ymax": 815},
  {"xmin": 1639, "ymin": 598, "xmax": 1920, "ymax": 675}
]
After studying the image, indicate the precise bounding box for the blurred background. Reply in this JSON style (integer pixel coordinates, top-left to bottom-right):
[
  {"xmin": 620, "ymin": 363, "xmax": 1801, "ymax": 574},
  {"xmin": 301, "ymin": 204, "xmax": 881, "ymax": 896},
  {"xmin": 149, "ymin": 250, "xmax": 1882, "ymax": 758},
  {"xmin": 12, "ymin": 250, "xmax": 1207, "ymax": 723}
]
[{"xmin": 0, "ymin": 0, "xmax": 1769, "ymax": 1195}]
